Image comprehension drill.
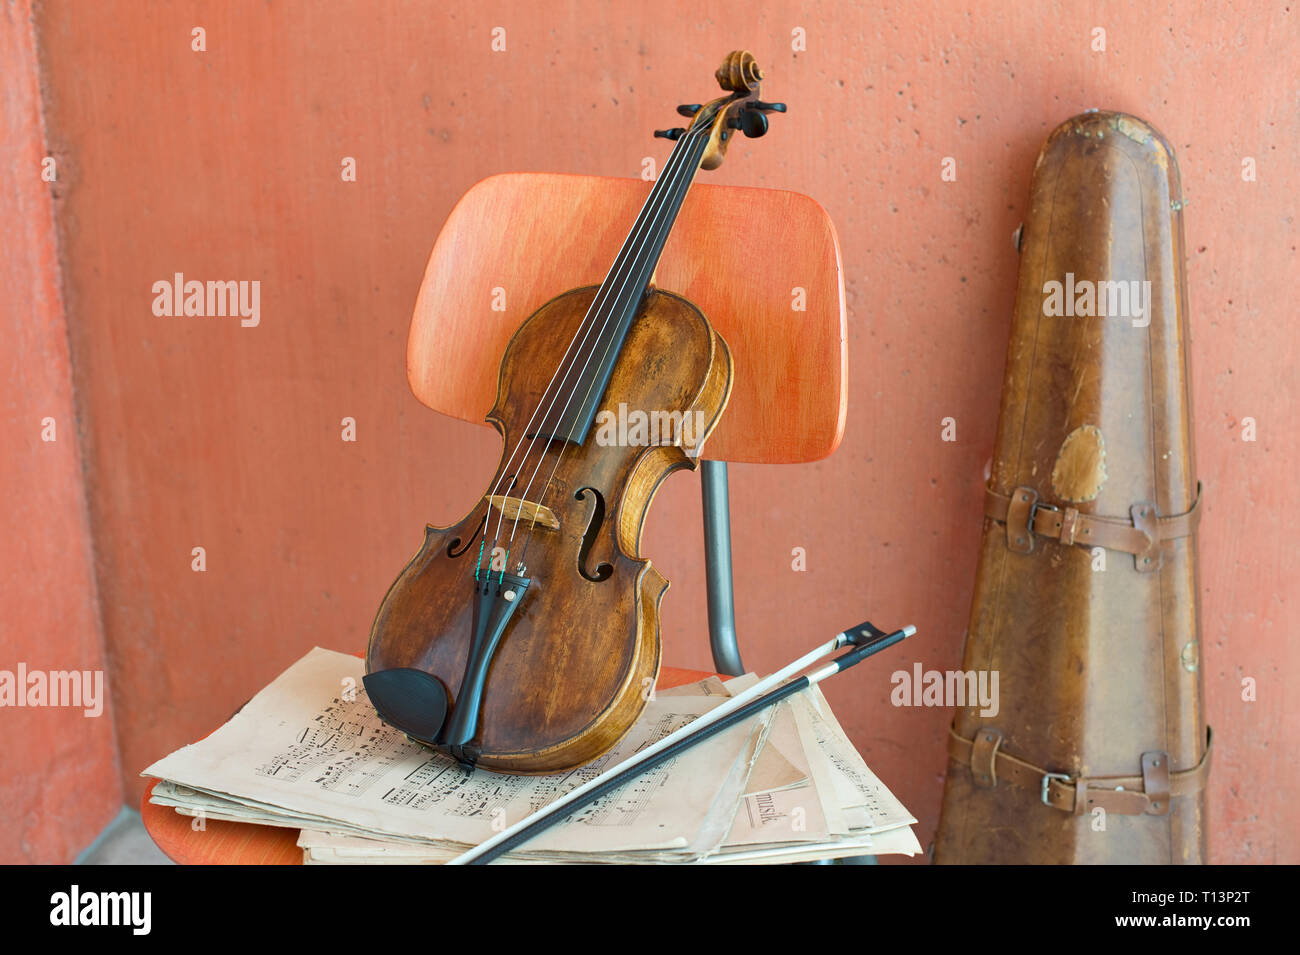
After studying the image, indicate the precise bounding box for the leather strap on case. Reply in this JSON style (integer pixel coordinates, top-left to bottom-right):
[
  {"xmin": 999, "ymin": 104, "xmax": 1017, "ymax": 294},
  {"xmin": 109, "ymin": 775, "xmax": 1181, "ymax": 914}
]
[
  {"xmin": 985, "ymin": 482, "xmax": 1202, "ymax": 572},
  {"xmin": 948, "ymin": 723, "xmax": 1211, "ymax": 815}
]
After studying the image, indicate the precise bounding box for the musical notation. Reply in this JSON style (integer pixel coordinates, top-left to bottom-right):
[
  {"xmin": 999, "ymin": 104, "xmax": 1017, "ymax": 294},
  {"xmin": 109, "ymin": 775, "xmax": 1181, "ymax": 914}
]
[
  {"xmin": 253, "ymin": 683, "xmax": 704, "ymax": 831},
  {"xmin": 255, "ymin": 693, "xmax": 408, "ymax": 796}
]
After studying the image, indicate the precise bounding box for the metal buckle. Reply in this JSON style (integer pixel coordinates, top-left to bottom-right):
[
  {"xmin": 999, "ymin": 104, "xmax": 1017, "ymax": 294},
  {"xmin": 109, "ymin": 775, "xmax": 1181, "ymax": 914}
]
[
  {"xmin": 1029, "ymin": 499, "xmax": 1058, "ymax": 531},
  {"xmin": 1041, "ymin": 772, "xmax": 1071, "ymax": 806}
]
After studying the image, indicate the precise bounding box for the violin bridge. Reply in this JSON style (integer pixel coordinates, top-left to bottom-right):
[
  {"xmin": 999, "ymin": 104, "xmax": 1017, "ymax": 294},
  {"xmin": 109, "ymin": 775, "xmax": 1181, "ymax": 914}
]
[{"xmin": 485, "ymin": 494, "xmax": 560, "ymax": 530}]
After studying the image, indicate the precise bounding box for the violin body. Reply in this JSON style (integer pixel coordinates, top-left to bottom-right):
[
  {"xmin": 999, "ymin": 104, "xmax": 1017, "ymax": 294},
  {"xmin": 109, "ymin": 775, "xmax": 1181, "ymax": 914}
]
[{"xmin": 367, "ymin": 285, "xmax": 732, "ymax": 773}]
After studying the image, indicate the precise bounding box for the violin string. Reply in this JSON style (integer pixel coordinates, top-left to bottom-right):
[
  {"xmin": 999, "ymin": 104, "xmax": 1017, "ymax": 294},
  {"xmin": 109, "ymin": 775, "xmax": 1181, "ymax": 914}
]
[
  {"xmin": 513, "ymin": 124, "xmax": 713, "ymax": 569},
  {"xmin": 483, "ymin": 123, "xmax": 710, "ymax": 576},
  {"xmin": 476, "ymin": 120, "xmax": 713, "ymax": 579},
  {"xmin": 505, "ymin": 123, "xmax": 711, "ymax": 571},
  {"xmin": 474, "ymin": 122, "xmax": 707, "ymax": 578}
]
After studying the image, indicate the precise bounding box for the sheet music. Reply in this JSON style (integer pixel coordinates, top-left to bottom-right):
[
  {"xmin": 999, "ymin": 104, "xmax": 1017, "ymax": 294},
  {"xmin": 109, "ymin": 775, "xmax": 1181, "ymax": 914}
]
[
  {"xmin": 144, "ymin": 647, "xmax": 769, "ymax": 856},
  {"xmin": 721, "ymin": 701, "xmax": 830, "ymax": 846},
  {"xmin": 794, "ymin": 686, "xmax": 917, "ymax": 832},
  {"xmin": 657, "ymin": 675, "xmax": 729, "ymax": 698}
]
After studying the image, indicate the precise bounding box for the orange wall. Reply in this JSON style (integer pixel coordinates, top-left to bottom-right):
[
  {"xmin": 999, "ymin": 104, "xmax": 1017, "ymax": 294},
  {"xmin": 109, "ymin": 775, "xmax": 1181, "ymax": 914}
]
[
  {"xmin": 19, "ymin": 1, "xmax": 1298, "ymax": 862},
  {"xmin": 0, "ymin": 0, "xmax": 122, "ymax": 863}
]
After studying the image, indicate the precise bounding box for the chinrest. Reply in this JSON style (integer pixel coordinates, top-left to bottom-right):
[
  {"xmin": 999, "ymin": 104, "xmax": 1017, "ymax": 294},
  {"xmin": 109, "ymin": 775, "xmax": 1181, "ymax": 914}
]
[{"xmin": 362, "ymin": 667, "xmax": 449, "ymax": 746}]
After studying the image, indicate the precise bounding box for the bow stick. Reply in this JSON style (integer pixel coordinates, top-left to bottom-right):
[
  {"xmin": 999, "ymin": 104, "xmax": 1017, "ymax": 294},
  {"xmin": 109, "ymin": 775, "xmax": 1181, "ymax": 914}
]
[{"xmin": 448, "ymin": 619, "xmax": 914, "ymax": 865}]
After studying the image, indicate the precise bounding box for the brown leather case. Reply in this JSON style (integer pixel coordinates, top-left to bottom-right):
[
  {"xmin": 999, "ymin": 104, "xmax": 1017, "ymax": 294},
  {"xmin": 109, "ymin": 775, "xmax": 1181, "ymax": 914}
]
[{"xmin": 933, "ymin": 111, "xmax": 1210, "ymax": 864}]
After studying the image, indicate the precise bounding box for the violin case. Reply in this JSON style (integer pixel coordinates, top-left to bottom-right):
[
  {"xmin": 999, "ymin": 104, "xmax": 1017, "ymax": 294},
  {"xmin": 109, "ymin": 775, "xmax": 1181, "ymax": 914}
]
[{"xmin": 933, "ymin": 111, "xmax": 1210, "ymax": 864}]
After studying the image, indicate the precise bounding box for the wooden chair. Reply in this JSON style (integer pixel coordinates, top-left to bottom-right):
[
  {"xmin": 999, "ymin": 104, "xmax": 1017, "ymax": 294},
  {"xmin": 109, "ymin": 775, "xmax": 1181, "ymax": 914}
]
[{"xmin": 141, "ymin": 173, "xmax": 846, "ymax": 862}]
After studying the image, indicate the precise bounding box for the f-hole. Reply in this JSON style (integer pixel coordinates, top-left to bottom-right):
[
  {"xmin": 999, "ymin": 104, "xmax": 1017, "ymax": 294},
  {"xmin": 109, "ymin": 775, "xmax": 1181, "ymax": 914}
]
[
  {"xmin": 447, "ymin": 513, "xmax": 487, "ymax": 558},
  {"xmin": 575, "ymin": 487, "xmax": 614, "ymax": 582}
]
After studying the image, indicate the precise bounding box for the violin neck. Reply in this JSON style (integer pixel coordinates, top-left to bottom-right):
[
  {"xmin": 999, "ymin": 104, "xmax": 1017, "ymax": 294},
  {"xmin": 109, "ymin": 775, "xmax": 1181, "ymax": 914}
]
[
  {"xmin": 532, "ymin": 123, "xmax": 713, "ymax": 446},
  {"xmin": 601, "ymin": 124, "xmax": 712, "ymax": 307}
]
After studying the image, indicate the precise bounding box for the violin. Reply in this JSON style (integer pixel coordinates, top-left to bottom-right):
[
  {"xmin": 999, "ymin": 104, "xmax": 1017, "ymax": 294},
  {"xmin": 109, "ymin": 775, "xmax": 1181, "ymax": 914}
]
[{"xmin": 364, "ymin": 52, "xmax": 785, "ymax": 773}]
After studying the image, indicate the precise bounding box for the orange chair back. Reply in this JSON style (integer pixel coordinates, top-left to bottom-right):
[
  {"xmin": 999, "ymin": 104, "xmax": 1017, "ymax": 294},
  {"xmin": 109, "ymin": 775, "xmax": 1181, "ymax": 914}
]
[{"xmin": 407, "ymin": 173, "xmax": 846, "ymax": 464}]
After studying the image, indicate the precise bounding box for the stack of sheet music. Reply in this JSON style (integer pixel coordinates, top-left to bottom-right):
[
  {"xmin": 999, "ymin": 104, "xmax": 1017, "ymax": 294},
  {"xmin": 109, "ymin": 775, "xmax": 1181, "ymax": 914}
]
[{"xmin": 144, "ymin": 647, "xmax": 921, "ymax": 864}]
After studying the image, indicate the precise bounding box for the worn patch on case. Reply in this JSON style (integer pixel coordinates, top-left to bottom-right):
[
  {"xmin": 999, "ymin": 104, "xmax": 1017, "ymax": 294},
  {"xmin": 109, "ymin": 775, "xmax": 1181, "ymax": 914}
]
[
  {"xmin": 1051, "ymin": 424, "xmax": 1107, "ymax": 503},
  {"xmin": 1112, "ymin": 115, "xmax": 1152, "ymax": 145}
]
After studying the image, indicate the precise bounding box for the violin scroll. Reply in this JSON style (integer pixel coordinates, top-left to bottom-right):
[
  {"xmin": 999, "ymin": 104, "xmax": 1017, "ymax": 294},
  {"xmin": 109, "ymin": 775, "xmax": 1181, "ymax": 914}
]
[
  {"xmin": 714, "ymin": 50, "xmax": 763, "ymax": 93},
  {"xmin": 681, "ymin": 50, "xmax": 785, "ymax": 170}
]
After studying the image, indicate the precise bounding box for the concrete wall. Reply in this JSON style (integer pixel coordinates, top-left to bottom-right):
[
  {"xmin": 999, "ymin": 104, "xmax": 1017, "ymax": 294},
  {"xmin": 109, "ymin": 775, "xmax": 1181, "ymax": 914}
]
[
  {"xmin": 0, "ymin": 0, "xmax": 121, "ymax": 863},
  {"xmin": 7, "ymin": 0, "xmax": 1296, "ymax": 861}
]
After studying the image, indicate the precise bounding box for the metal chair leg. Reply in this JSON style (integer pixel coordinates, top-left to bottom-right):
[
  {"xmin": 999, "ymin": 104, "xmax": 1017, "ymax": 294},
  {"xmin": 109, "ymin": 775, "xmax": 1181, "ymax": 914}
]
[{"xmin": 701, "ymin": 460, "xmax": 744, "ymax": 676}]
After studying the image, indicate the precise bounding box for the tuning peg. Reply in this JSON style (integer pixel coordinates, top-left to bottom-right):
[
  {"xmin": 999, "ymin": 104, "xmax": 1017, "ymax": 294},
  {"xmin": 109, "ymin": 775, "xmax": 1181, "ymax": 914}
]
[
  {"xmin": 728, "ymin": 110, "xmax": 768, "ymax": 139},
  {"xmin": 676, "ymin": 104, "xmax": 702, "ymax": 117},
  {"xmin": 749, "ymin": 100, "xmax": 787, "ymax": 113},
  {"xmin": 654, "ymin": 127, "xmax": 686, "ymax": 140}
]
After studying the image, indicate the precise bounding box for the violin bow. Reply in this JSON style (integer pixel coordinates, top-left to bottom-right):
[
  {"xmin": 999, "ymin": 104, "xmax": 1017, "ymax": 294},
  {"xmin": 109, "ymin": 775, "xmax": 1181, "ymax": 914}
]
[{"xmin": 448, "ymin": 620, "xmax": 915, "ymax": 865}]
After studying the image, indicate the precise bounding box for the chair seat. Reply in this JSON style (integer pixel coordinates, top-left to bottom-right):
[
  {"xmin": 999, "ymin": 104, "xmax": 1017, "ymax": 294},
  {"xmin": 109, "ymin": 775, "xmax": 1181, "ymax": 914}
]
[{"xmin": 141, "ymin": 665, "xmax": 718, "ymax": 865}]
